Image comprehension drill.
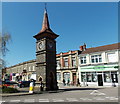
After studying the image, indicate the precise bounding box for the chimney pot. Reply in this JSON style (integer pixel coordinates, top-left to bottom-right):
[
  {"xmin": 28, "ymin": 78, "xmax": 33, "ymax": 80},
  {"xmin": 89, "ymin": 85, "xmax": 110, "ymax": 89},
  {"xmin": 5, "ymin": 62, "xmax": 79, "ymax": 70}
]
[{"xmin": 80, "ymin": 46, "xmax": 83, "ymax": 51}]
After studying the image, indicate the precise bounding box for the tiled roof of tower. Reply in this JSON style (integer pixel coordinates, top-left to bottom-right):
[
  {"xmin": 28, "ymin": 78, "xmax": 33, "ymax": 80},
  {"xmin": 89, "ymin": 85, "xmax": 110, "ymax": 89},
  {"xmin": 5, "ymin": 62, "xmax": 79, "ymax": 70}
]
[
  {"xmin": 39, "ymin": 8, "xmax": 53, "ymax": 34},
  {"xmin": 33, "ymin": 7, "xmax": 59, "ymax": 39},
  {"xmin": 81, "ymin": 43, "xmax": 120, "ymax": 54}
]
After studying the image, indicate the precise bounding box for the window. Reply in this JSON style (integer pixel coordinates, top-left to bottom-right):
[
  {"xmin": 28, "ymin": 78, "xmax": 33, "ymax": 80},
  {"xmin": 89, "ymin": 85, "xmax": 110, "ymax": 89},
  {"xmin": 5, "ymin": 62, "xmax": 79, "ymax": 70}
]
[
  {"xmin": 57, "ymin": 60, "xmax": 60, "ymax": 67},
  {"xmin": 81, "ymin": 72, "xmax": 86, "ymax": 82},
  {"xmin": 29, "ymin": 66, "xmax": 31, "ymax": 71},
  {"xmin": 104, "ymin": 72, "xmax": 111, "ymax": 83},
  {"xmin": 64, "ymin": 58, "xmax": 68, "ymax": 67},
  {"xmin": 33, "ymin": 66, "xmax": 35, "ymax": 71},
  {"xmin": 91, "ymin": 55, "xmax": 102, "ymax": 63},
  {"xmin": 92, "ymin": 72, "xmax": 97, "ymax": 82},
  {"xmin": 57, "ymin": 72, "xmax": 61, "ymax": 81},
  {"xmin": 107, "ymin": 53, "xmax": 117, "ymax": 62},
  {"xmin": 80, "ymin": 56, "xmax": 86, "ymax": 64},
  {"xmin": 63, "ymin": 72, "xmax": 70, "ymax": 82},
  {"xmin": 72, "ymin": 57, "xmax": 76, "ymax": 67},
  {"xmin": 86, "ymin": 72, "xmax": 92, "ymax": 82},
  {"xmin": 111, "ymin": 71, "xmax": 118, "ymax": 83}
]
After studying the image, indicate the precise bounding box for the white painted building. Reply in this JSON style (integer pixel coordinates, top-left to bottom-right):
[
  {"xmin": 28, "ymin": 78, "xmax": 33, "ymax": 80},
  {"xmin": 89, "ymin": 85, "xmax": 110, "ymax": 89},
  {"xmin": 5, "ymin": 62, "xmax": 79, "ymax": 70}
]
[{"xmin": 78, "ymin": 43, "xmax": 119, "ymax": 87}]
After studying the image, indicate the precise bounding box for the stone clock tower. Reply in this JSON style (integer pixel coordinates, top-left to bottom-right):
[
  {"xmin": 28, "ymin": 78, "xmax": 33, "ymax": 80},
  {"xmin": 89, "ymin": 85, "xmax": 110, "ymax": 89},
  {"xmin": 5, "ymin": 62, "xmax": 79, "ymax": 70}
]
[{"xmin": 33, "ymin": 7, "xmax": 59, "ymax": 91}]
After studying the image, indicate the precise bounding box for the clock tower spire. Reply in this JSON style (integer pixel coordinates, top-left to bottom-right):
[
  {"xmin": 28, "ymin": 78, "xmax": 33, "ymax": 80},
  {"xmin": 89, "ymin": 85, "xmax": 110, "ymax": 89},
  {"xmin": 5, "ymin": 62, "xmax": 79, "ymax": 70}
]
[
  {"xmin": 34, "ymin": 4, "xmax": 59, "ymax": 40},
  {"xmin": 33, "ymin": 5, "xmax": 59, "ymax": 91}
]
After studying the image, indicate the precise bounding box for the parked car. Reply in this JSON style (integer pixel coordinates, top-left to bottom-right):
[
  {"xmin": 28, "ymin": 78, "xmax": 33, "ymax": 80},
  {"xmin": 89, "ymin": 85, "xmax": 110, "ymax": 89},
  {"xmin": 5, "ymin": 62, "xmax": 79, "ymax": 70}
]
[
  {"xmin": 2, "ymin": 81, "xmax": 19, "ymax": 88},
  {"xmin": 18, "ymin": 81, "xmax": 31, "ymax": 88}
]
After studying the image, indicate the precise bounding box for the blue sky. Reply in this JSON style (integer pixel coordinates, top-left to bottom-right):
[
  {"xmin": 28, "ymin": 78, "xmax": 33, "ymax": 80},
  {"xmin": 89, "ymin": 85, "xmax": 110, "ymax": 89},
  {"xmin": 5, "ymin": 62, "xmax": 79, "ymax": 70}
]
[{"xmin": 2, "ymin": 2, "xmax": 118, "ymax": 67}]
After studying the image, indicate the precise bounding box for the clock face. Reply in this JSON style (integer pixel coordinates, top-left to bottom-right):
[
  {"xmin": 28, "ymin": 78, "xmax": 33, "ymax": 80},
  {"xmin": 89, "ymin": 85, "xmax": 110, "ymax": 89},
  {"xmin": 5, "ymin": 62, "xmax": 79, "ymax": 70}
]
[
  {"xmin": 37, "ymin": 41, "xmax": 44, "ymax": 51},
  {"xmin": 48, "ymin": 41, "xmax": 54, "ymax": 49}
]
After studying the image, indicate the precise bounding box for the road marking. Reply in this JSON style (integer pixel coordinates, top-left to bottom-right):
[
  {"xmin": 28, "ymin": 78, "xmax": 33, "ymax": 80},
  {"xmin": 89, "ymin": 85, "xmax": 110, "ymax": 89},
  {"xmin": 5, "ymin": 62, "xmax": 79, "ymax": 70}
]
[
  {"xmin": 90, "ymin": 90, "xmax": 106, "ymax": 95},
  {"xmin": 53, "ymin": 98, "xmax": 64, "ymax": 102},
  {"xmin": 93, "ymin": 97, "xmax": 105, "ymax": 100},
  {"xmin": 108, "ymin": 97, "xmax": 118, "ymax": 100},
  {"xmin": 66, "ymin": 98, "xmax": 79, "ymax": 102},
  {"xmin": 10, "ymin": 100, "xmax": 21, "ymax": 102},
  {"xmin": 39, "ymin": 99, "xmax": 49, "ymax": 102},
  {"xmin": 24, "ymin": 99, "xmax": 35, "ymax": 102},
  {"xmin": 0, "ymin": 101, "xmax": 5, "ymax": 103},
  {"xmin": 105, "ymin": 96, "xmax": 118, "ymax": 100},
  {"xmin": 80, "ymin": 98, "xmax": 92, "ymax": 101},
  {"xmin": 98, "ymin": 93, "xmax": 106, "ymax": 95}
]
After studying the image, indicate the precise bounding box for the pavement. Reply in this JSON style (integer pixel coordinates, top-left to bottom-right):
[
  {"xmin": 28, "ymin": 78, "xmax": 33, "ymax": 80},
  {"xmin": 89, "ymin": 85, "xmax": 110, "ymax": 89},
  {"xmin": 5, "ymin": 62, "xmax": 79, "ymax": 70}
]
[{"xmin": 0, "ymin": 84, "xmax": 118, "ymax": 97}]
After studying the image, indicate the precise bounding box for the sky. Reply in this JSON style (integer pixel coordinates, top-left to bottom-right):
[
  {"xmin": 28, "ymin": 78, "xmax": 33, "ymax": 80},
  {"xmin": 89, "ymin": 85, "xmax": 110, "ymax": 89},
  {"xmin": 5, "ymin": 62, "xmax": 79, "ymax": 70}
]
[{"xmin": 2, "ymin": 2, "xmax": 118, "ymax": 67}]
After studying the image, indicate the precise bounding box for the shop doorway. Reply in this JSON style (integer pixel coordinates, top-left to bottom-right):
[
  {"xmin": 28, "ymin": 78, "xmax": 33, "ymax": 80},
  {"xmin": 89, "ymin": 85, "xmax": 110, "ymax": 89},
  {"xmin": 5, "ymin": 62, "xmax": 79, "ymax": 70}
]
[
  {"xmin": 63, "ymin": 72, "xmax": 70, "ymax": 85},
  {"xmin": 73, "ymin": 73, "xmax": 76, "ymax": 85},
  {"xmin": 98, "ymin": 74, "xmax": 103, "ymax": 86}
]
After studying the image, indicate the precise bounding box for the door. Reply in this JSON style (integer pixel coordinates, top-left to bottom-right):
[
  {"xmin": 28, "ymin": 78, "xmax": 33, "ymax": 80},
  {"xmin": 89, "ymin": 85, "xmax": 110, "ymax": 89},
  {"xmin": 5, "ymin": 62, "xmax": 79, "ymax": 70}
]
[
  {"xmin": 98, "ymin": 74, "xmax": 103, "ymax": 86},
  {"xmin": 63, "ymin": 72, "xmax": 70, "ymax": 85},
  {"xmin": 49, "ymin": 72, "xmax": 54, "ymax": 90},
  {"xmin": 73, "ymin": 73, "xmax": 76, "ymax": 85}
]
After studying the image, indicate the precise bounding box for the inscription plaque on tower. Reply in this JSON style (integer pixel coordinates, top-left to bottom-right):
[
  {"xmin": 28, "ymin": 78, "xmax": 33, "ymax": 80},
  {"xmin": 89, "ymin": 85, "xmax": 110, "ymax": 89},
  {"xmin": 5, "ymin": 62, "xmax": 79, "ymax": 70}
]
[{"xmin": 33, "ymin": 7, "xmax": 59, "ymax": 91}]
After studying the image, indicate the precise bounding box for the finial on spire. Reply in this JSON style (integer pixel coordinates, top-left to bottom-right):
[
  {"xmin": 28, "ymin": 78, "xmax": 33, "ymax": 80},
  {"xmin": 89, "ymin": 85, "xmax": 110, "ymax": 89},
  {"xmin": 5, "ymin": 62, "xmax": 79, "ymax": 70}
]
[{"xmin": 45, "ymin": 3, "xmax": 47, "ymax": 13}]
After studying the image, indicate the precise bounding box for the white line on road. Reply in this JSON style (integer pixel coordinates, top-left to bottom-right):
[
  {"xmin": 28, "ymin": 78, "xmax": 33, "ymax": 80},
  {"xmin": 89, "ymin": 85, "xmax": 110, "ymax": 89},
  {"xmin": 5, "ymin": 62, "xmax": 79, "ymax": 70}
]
[
  {"xmin": 109, "ymin": 97, "xmax": 118, "ymax": 100},
  {"xmin": 0, "ymin": 101, "xmax": 5, "ymax": 103},
  {"xmin": 94, "ymin": 97, "xmax": 105, "ymax": 100},
  {"xmin": 80, "ymin": 98, "xmax": 92, "ymax": 101},
  {"xmin": 105, "ymin": 96, "xmax": 118, "ymax": 100},
  {"xmin": 90, "ymin": 90, "xmax": 106, "ymax": 95},
  {"xmin": 10, "ymin": 100, "xmax": 21, "ymax": 102},
  {"xmin": 24, "ymin": 99, "xmax": 35, "ymax": 102},
  {"xmin": 39, "ymin": 99, "xmax": 49, "ymax": 102},
  {"xmin": 66, "ymin": 98, "xmax": 79, "ymax": 102},
  {"xmin": 52, "ymin": 98, "xmax": 64, "ymax": 102}
]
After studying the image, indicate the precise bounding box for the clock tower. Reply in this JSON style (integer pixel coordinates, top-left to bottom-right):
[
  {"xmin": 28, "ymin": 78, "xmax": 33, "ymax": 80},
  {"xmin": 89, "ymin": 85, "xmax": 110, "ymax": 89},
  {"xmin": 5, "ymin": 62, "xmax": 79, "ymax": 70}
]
[{"xmin": 33, "ymin": 7, "xmax": 59, "ymax": 91}]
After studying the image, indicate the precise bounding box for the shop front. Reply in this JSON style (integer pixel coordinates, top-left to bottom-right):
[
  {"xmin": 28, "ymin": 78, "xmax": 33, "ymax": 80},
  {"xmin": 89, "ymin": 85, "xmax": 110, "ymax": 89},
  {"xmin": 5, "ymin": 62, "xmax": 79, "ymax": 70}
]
[{"xmin": 79, "ymin": 64, "xmax": 119, "ymax": 87}]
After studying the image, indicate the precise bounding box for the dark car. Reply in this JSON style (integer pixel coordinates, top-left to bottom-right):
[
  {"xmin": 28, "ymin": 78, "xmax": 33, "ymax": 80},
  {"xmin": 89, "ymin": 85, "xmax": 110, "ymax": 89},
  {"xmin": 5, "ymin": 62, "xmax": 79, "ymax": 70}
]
[
  {"xmin": 18, "ymin": 81, "xmax": 30, "ymax": 88},
  {"xmin": 2, "ymin": 81, "xmax": 19, "ymax": 88}
]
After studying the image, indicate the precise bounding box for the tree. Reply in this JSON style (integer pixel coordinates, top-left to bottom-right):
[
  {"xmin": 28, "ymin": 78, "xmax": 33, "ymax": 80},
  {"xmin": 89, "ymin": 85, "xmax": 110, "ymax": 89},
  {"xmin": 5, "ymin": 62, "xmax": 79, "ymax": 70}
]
[{"xmin": 0, "ymin": 32, "xmax": 11, "ymax": 69}]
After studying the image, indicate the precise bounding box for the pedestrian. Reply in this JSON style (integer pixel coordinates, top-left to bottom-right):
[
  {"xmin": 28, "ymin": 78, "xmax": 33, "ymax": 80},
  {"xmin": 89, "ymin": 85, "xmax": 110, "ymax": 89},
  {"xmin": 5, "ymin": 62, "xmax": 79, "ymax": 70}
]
[
  {"xmin": 77, "ymin": 78, "xmax": 81, "ymax": 87},
  {"xmin": 67, "ymin": 79, "xmax": 70, "ymax": 86},
  {"xmin": 63, "ymin": 79, "xmax": 66, "ymax": 86}
]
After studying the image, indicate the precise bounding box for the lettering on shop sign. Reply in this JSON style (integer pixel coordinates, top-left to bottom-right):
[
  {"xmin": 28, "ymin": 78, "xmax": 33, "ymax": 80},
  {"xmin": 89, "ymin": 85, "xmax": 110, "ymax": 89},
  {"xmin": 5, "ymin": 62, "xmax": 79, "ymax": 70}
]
[{"xmin": 81, "ymin": 65, "xmax": 119, "ymax": 71}]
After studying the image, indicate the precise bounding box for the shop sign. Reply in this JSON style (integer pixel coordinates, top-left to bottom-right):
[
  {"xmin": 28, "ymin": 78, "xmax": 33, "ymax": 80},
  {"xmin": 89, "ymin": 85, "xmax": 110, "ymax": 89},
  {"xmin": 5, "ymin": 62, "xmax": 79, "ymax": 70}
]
[
  {"xmin": 93, "ymin": 66, "xmax": 105, "ymax": 70},
  {"xmin": 81, "ymin": 65, "xmax": 119, "ymax": 71}
]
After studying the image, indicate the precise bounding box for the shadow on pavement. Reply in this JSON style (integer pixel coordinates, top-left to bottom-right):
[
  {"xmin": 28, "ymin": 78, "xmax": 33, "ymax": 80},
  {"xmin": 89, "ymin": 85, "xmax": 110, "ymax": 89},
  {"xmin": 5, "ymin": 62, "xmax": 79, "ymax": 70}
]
[{"xmin": 58, "ymin": 87, "xmax": 104, "ymax": 92}]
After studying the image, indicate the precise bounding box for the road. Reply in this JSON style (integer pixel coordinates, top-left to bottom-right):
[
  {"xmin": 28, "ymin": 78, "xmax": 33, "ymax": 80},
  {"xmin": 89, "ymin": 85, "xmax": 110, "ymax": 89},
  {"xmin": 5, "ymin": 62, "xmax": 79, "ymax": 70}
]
[{"xmin": 2, "ymin": 86, "xmax": 118, "ymax": 103}]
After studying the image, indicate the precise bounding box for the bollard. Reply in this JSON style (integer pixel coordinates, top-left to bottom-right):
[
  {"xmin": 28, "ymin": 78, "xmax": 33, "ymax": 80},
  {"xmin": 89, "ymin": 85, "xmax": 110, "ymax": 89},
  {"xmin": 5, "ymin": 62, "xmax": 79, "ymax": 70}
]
[{"xmin": 29, "ymin": 81, "xmax": 34, "ymax": 93}]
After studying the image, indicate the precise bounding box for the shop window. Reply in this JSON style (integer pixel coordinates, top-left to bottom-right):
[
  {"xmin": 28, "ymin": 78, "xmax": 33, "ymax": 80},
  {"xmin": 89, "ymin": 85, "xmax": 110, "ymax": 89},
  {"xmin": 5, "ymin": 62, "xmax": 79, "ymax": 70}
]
[
  {"xmin": 80, "ymin": 56, "xmax": 86, "ymax": 64},
  {"xmin": 111, "ymin": 71, "xmax": 118, "ymax": 83},
  {"xmin": 63, "ymin": 72, "xmax": 70, "ymax": 83},
  {"xmin": 64, "ymin": 58, "xmax": 68, "ymax": 67},
  {"xmin": 86, "ymin": 72, "xmax": 92, "ymax": 82},
  {"xmin": 81, "ymin": 72, "xmax": 86, "ymax": 82},
  {"xmin": 91, "ymin": 55, "xmax": 102, "ymax": 63},
  {"xmin": 104, "ymin": 72, "xmax": 111, "ymax": 83},
  {"xmin": 92, "ymin": 72, "xmax": 97, "ymax": 82},
  {"xmin": 57, "ymin": 72, "xmax": 61, "ymax": 81},
  {"xmin": 72, "ymin": 57, "xmax": 76, "ymax": 67}
]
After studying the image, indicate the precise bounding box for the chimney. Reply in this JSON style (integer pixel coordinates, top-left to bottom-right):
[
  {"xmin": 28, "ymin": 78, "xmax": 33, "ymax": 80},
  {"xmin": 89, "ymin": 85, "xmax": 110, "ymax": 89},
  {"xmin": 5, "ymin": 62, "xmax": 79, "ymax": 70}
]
[
  {"xmin": 83, "ymin": 43, "xmax": 86, "ymax": 51},
  {"xmin": 80, "ymin": 46, "xmax": 83, "ymax": 51}
]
